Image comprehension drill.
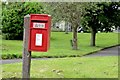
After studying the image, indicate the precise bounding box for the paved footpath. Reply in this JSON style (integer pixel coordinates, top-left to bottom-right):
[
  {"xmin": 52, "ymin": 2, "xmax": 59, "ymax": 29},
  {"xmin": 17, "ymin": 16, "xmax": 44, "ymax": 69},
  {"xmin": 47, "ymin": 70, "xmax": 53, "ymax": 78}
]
[
  {"xmin": 84, "ymin": 46, "xmax": 119, "ymax": 57},
  {"xmin": 0, "ymin": 58, "xmax": 50, "ymax": 65},
  {"xmin": 1, "ymin": 46, "xmax": 119, "ymax": 64}
]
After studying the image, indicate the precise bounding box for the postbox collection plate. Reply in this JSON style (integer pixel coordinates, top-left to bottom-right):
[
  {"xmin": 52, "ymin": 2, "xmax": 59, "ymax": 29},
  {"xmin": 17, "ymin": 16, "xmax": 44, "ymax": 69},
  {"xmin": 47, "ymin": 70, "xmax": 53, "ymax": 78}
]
[{"xmin": 35, "ymin": 34, "xmax": 42, "ymax": 46}]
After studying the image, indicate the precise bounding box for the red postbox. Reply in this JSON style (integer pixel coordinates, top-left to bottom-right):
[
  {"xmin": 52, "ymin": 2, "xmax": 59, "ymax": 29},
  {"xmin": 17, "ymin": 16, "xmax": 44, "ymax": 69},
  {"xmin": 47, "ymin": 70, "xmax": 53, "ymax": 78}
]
[{"xmin": 28, "ymin": 14, "xmax": 51, "ymax": 52}]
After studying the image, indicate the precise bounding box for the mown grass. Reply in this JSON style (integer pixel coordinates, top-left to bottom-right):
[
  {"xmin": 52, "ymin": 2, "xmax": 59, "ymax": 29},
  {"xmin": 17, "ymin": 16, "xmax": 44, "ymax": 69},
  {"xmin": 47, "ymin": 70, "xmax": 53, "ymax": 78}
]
[
  {"xmin": 2, "ymin": 56, "xmax": 118, "ymax": 78},
  {"xmin": 1, "ymin": 32, "xmax": 119, "ymax": 59}
]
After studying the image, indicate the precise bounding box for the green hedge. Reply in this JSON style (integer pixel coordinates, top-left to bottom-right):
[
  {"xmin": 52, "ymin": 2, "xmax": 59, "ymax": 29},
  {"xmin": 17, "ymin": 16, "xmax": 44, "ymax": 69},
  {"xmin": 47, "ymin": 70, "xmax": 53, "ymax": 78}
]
[{"xmin": 2, "ymin": 2, "xmax": 47, "ymax": 40}]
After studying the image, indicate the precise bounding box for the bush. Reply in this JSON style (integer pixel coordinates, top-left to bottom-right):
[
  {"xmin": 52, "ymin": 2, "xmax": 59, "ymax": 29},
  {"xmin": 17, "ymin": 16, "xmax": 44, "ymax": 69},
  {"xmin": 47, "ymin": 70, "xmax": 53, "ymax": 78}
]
[{"xmin": 2, "ymin": 2, "xmax": 47, "ymax": 40}]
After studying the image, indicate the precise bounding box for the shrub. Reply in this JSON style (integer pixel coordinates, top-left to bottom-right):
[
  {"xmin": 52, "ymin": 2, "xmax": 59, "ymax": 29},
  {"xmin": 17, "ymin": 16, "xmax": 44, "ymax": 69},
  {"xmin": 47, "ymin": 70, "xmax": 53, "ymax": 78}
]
[{"xmin": 2, "ymin": 2, "xmax": 47, "ymax": 40}]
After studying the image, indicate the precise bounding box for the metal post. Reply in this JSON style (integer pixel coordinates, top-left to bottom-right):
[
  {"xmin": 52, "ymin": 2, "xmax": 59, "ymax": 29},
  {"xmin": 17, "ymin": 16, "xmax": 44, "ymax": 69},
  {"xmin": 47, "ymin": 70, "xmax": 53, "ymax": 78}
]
[{"xmin": 22, "ymin": 14, "xmax": 31, "ymax": 80}]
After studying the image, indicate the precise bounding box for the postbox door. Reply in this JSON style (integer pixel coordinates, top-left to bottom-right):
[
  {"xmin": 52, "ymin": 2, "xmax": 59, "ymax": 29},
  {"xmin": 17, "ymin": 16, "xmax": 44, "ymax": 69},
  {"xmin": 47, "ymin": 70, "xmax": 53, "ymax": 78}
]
[{"xmin": 29, "ymin": 29, "xmax": 48, "ymax": 51}]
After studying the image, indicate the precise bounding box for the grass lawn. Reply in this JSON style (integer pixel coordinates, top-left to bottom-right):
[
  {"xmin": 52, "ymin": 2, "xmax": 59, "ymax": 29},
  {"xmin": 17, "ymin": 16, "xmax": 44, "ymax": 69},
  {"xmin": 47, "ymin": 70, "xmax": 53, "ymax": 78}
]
[
  {"xmin": 2, "ymin": 56, "xmax": 118, "ymax": 78},
  {"xmin": 1, "ymin": 32, "xmax": 119, "ymax": 59}
]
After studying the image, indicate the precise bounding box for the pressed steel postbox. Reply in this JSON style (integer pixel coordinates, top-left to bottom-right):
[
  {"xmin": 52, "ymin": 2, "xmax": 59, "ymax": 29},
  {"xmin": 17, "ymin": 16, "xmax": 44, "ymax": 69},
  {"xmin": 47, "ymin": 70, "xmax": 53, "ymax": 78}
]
[{"xmin": 28, "ymin": 14, "xmax": 51, "ymax": 52}]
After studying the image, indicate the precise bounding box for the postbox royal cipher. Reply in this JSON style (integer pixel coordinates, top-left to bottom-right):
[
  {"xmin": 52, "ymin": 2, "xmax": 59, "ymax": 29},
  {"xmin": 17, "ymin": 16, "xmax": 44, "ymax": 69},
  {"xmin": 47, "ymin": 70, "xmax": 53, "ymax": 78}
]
[{"xmin": 28, "ymin": 14, "xmax": 51, "ymax": 52}]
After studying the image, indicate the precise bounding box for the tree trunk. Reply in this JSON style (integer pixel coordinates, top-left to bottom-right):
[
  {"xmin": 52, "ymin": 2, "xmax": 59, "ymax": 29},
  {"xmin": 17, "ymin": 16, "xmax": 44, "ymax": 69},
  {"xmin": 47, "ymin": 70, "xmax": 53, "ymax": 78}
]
[
  {"xmin": 90, "ymin": 29, "xmax": 96, "ymax": 46},
  {"xmin": 65, "ymin": 22, "xmax": 68, "ymax": 34},
  {"xmin": 72, "ymin": 27, "xmax": 78, "ymax": 50}
]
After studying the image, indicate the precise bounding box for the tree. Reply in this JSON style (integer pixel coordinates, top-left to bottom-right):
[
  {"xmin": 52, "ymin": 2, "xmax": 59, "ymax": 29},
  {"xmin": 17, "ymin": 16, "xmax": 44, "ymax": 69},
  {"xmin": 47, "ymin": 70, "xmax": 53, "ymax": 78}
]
[
  {"xmin": 2, "ymin": 2, "xmax": 47, "ymax": 40},
  {"xmin": 82, "ymin": 3, "xmax": 102, "ymax": 46},
  {"xmin": 47, "ymin": 2, "xmax": 87, "ymax": 50},
  {"xmin": 82, "ymin": 2, "xmax": 120, "ymax": 46}
]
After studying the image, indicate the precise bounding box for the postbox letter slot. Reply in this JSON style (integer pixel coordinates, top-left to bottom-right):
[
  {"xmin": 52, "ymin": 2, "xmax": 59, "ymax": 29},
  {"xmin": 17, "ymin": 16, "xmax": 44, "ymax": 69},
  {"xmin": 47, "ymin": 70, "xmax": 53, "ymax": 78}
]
[{"xmin": 35, "ymin": 34, "xmax": 42, "ymax": 46}]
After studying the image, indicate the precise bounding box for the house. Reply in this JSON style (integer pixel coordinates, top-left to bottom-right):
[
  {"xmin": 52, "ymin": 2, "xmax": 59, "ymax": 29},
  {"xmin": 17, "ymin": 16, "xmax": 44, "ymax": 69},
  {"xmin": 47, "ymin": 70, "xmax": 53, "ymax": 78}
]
[{"xmin": 53, "ymin": 21, "xmax": 72, "ymax": 32}]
